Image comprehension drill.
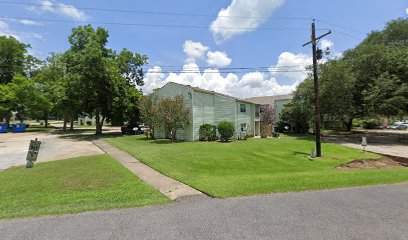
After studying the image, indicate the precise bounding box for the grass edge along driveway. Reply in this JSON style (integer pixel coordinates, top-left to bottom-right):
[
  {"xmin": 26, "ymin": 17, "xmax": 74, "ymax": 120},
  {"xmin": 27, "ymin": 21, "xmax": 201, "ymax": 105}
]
[
  {"xmin": 0, "ymin": 154, "xmax": 170, "ymax": 219},
  {"xmin": 104, "ymin": 135, "xmax": 408, "ymax": 198}
]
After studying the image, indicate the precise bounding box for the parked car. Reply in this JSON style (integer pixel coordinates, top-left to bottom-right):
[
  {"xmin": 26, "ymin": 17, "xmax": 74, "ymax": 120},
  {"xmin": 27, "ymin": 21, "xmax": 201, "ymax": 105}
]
[
  {"xmin": 139, "ymin": 124, "xmax": 149, "ymax": 132},
  {"xmin": 388, "ymin": 124, "xmax": 408, "ymax": 130},
  {"xmin": 121, "ymin": 125, "xmax": 144, "ymax": 135}
]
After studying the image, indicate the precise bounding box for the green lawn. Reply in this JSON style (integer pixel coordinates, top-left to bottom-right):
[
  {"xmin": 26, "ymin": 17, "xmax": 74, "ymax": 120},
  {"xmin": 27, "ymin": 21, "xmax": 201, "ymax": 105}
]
[
  {"xmin": 25, "ymin": 126, "xmax": 57, "ymax": 132},
  {"xmin": 104, "ymin": 135, "xmax": 408, "ymax": 198},
  {"xmin": 0, "ymin": 154, "xmax": 169, "ymax": 219}
]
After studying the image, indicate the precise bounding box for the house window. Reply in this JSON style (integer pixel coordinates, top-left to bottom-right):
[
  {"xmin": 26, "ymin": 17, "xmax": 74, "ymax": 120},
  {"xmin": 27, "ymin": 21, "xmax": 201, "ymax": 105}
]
[
  {"xmin": 240, "ymin": 104, "xmax": 246, "ymax": 113},
  {"xmin": 240, "ymin": 123, "xmax": 247, "ymax": 132}
]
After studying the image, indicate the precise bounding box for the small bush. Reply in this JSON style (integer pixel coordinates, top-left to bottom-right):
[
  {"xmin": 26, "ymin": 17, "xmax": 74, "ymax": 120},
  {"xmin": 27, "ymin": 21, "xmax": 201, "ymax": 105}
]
[
  {"xmin": 199, "ymin": 124, "xmax": 217, "ymax": 141},
  {"xmin": 217, "ymin": 120, "xmax": 235, "ymax": 142},
  {"xmin": 238, "ymin": 132, "xmax": 247, "ymax": 140}
]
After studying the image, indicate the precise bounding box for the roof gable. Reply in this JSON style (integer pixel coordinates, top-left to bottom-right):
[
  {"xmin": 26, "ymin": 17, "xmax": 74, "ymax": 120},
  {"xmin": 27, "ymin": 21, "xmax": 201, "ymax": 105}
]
[{"xmin": 163, "ymin": 82, "xmax": 255, "ymax": 104}]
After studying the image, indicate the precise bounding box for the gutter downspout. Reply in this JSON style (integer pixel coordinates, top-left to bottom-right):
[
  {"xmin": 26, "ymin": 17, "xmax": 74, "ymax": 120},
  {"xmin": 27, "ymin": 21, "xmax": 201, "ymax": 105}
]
[{"xmin": 191, "ymin": 90, "xmax": 195, "ymax": 142}]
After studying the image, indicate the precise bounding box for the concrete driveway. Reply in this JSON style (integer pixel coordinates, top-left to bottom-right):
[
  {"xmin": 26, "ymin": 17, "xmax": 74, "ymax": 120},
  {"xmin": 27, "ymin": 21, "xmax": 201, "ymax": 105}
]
[
  {"xmin": 1, "ymin": 183, "xmax": 408, "ymax": 240},
  {"xmin": 324, "ymin": 130, "xmax": 408, "ymax": 158},
  {"xmin": 0, "ymin": 131, "xmax": 103, "ymax": 170}
]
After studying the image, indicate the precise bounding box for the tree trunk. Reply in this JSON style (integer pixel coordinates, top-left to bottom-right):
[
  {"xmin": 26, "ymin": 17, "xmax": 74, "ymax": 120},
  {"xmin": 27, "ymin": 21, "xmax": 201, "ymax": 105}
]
[
  {"xmin": 95, "ymin": 108, "xmax": 102, "ymax": 135},
  {"xmin": 171, "ymin": 128, "xmax": 177, "ymax": 142},
  {"xmin": 62, "ymin": 112, "xmax": 68, "ymax": 131},
  {"xmin": 100, "ymin": 116, "xmax": 106, "ymax": 134},
  {"xmin": 44, "ymin": 113, "xmax": 48, "ymax": 128},
  {"xmin": 150, "ymin": 125, "xmax": 155, "ymax": 139},
  {"xmin": 5, "ymin": 116, "xmax": 10, "ymax": 129},
  {"xmin": 344, "ymin": 118, "xmax": 353, "ymax": 132},
  {"xmin": 69, "ymin": 112, "xmax": 75, "ymax": 131}
]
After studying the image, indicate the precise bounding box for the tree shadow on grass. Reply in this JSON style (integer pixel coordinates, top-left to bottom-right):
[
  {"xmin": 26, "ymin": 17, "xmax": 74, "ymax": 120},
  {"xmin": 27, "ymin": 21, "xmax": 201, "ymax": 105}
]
[
  {"xmin": 58, "ymin": 132, "xmax": 123, "ymax": 141},
  {"xmin": 149, "ymin": 139, "xmax": 185, "ymax": 144},
  {"xmin": 293, "ymin": 151, "xmax": 309, "ymax": 157}
]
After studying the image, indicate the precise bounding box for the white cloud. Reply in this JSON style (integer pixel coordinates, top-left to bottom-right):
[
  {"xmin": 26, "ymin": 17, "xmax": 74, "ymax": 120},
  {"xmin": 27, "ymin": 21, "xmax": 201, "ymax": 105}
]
[
  {"xmin": 183, "ymin": 40, "xmax": 209, "ymax": 62},
  {"xmin": 235, "ymin": 72, "xmax": 296, "ymax": 97},
  {"xmin": 142, "ymin": 63, "xmax": 298, "ymax": 98},
  {"xmin": 0, "ymin": 20, "xmax": 21, "ymax": 40},
  {"xmin": 28, "ymin": 0, "xmax": 86, "ymax": 21},
  {"xmin": 143, "ymin": 66, "xmax": 165, "ymax": 93},
  {"xmin": 18, "ymin": 19, "xmax": 43, "ymax": 26},
  {"xmin": 39, "ymin": 0, "xmax": 54, "ymax": 11},
  {"xmin": 141, "ymin": 41, "xmax": 309, "ymax": 98},
  {"xmin": 206, "ymin": 51, "xmax": 232, "ymax": 67},
  {"xmin": 0, "ymin": 20, "xmax": 9, "ymax": 29},
  {"xmin": 320, "ymin": 39, "xmax": 333, "ymax": 50},
  {"xmin": 210, "ymin": 0, "xmax": 285, "ymax": 43},
  {"xmin": 269, "ymin": 52, "xmax": 312, "ymax": 83},
  {"xmin": 58, "ymin": 3, "xmax": 86, "ymax": 21},
  {"xmin": 0, "ymin": 20, "xmax": 44, "ymax": 57},
  {"xmin": 406, "ymin": 8, "xmax": 408, "ymax": 15}
]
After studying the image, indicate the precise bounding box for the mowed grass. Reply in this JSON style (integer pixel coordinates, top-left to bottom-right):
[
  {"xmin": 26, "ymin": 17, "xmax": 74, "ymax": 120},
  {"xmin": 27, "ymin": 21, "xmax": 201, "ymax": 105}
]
[
  {"xmin": 104, "ymin": 135, "xmax": 408, "ymax": 198},
  {"xmin": 0, "ymin": 154, "xmax": 169, "ymax": 219}
]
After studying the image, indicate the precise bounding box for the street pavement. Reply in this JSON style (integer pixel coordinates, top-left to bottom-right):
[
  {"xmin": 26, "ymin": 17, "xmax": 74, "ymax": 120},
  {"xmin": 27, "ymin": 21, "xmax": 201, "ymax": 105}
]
[
  {"xmin": 1, "ymin": 183, "xmax": 408, "ymax": 240},
  {"xmin": 0, "ymin": 131, "xmax": 103, "ymax": 170}
]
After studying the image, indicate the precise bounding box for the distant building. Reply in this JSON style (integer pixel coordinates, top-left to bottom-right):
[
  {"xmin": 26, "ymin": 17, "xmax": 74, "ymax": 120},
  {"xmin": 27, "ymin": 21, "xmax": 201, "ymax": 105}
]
[{"xmin": 244, "ymin": 94, "xmax": 293, "ymax": 120}]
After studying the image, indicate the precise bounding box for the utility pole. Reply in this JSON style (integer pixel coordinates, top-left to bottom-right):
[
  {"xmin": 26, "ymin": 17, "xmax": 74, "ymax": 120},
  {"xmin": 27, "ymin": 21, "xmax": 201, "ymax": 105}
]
[{"xmin": 303, "ymin": 19, "xmax": 331, "ymax": 157}]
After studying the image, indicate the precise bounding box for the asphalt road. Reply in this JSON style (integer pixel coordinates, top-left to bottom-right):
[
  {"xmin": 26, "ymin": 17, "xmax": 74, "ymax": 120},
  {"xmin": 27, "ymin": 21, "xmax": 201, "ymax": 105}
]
[{"xmin": 1, "ymin": 183, "xmax": 408, "ymax": 240}]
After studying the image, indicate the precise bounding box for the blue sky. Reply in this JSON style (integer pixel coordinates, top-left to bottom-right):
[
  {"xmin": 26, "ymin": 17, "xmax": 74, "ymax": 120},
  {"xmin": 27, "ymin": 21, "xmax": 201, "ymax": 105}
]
[{"xmin": 0, "ymin": 0, "xmax": 407, "ymax": 97}]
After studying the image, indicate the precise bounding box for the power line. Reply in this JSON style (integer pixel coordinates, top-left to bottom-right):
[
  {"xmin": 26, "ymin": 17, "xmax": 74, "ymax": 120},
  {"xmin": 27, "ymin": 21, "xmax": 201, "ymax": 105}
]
[
  {"xmin": 0, "ymin": 1, "xmax": 313, "ymax": 20},
  {"xmin": 0, "ymin": 62, "xmax": 311, "ymax": 72},
  {"xmin": 0, "ymin": 16, "xmax": 322, "ymax": 31},
  {"xmin": 150, "ymin": 65, "xmax": 310, "ymax": 70},
  {"xmin": 330, "ymin": 29, "xmax": 363, "ymax": 40},
  {"xmin": 317, "ymin": 19, "xmax": 366, "ymax": 35},
  {"xmin": 148, "ymin": 70, "xmax": 310, "ymax": 74}
]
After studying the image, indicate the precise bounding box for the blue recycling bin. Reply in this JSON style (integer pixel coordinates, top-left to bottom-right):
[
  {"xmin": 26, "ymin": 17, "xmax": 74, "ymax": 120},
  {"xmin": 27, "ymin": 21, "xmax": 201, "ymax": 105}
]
[
  {"xmin": 12, "ymin": 123, "xmax": 26, "ymax": 133},
  {"xmin": 0, "ymin": 123, "xmax": 7, "ymax": 133}
]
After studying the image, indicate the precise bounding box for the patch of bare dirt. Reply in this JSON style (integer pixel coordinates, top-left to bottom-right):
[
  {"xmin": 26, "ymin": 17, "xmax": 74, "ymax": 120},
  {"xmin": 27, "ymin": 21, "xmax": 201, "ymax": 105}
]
[{"xmin": 337, "ymin": 157, "xmax": 408, "ymax": 170}]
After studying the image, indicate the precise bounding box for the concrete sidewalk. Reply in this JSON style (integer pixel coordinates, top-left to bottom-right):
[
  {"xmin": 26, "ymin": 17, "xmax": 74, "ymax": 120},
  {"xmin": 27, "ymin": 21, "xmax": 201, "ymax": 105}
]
[{"xmin": 92, "ymin": 139, "xmax": 205, "ymax": 201}]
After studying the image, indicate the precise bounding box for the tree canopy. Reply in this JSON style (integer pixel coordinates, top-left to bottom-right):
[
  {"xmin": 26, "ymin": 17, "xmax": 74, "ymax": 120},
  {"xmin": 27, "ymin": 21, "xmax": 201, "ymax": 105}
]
[
  {"xmin": 0, "ymin": 25, "xmax": 148, "ymax": 134},
  {"xmin": 282, "ymin": 18, "xmax": 408, "ymax": 131}
]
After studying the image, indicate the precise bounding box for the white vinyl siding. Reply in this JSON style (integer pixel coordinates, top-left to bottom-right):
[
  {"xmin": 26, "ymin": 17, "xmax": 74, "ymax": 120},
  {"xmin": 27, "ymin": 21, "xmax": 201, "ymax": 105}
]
[
  {"xmin": 192, "ymin": 91, "xmax": 215, "ymax": 141},
  {"xmin": 154, "ymin": 82, "xmax": 258, "ymax": 141}
]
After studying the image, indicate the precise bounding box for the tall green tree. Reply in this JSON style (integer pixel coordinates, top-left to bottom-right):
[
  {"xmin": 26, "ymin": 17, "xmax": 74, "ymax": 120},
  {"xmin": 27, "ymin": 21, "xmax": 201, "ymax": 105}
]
[
  {"xmin": 140, "ymin": 94, "xmax": 160, "ymax": 139},
  {"xmin": 283, "ymin": 18, "xmax": 408, "ymax": 132},
  {"xmin": 64, "ymin": 25, "xmax": 147, "ymax": 134},
  {"xmin": 105, "ymin": 49, "xmax": 147, "ymax": 126},
  {"xmin": 0, "ymin": 36, "xmax": 29, "ymax": 84},
  {"xmin": 64, "ymin": 25, "xmax": 113, "ymax": 134},
  {"xmin": 319, "ymin": 60, "xmax": 356, "ymax": 131},
  {"xmin": 33, "ymin": 53, "xmax": 66, "ymax": 127},
  {"xmin": 2, "ymin": 75, "xmax": 48, "ymax": 123},
  {"xmin": 280, "ymin": 78, "xmax": 313, "ymax": 133},
  {"xmin": 344, "ymin": 18, "xmax": 408, "ymax": 117},
  {"xmin": 0, "ymin": 36, "xmax": 41, "ymax": 125}
]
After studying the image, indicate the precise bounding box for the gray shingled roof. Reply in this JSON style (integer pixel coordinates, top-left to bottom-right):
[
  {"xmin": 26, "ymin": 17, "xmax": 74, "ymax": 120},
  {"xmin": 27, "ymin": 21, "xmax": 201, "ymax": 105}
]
[
  {"xmin": 244, "ymin": 95, "xmax": 293, "ymax": 105},
  {"xmin": 165, "ymin": 82, "xmax": 256, "ymax": 104}
]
